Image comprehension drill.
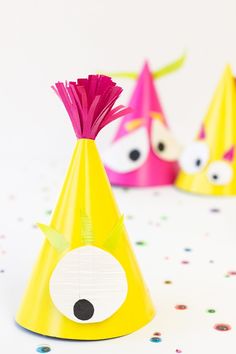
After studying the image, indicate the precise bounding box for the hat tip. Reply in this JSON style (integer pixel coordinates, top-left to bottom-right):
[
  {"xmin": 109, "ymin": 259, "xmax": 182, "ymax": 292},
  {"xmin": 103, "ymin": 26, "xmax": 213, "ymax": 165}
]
[{"xmin": 223, "ymin": 64, "xmax": 234, "ymax": 77}]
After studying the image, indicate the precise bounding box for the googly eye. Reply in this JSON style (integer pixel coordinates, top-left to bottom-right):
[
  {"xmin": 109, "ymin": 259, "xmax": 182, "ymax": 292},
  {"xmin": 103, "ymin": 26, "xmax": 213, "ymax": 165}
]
[
  {"xmin": 180, "ymin": 142, "xmax": 209, "ymax": 174},
  {"xmin": 151, "ymin": 119, "xmax": 181, "ymax": 161},
  {"xmin": 103, "ymin": 127, "xmax": 149, "ymax": 173},
  {"xmin": 49, "ymin": 246, "xmax": 128, "ymax": 323},
  {"xmin": 207, "ymin": 161, "xmax": 233, "ymax": 185}
]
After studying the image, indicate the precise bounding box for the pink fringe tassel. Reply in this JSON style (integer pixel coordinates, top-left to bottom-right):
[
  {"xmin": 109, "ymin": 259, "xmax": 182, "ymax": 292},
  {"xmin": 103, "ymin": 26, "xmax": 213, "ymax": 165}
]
[{"xmin": 52, "ymin": 75, "xmax": 131, "ymax": 139}]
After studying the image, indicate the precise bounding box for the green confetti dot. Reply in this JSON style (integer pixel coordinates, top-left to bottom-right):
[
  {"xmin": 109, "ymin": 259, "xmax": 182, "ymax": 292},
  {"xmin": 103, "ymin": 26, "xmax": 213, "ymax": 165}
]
[
  {"xmin": 45, "ymin": 209, "xmax": 52, "ymax": 216},
  {"xmin": 160, "ymin": 215, "xmax": 168, "ymax": 221},
  {"xmin": 135, "ymin": 241, "xmax": 147, "ymax": 246},
  {"xmin": 207, "ymin": 308, "xmax": 216, "ymax": 314}
]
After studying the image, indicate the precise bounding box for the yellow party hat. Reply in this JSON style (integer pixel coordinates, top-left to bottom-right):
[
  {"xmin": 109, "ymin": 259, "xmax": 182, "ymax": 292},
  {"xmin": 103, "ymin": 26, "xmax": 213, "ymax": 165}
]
[
  {"xmin": 16, "ymin": 75, "xmax": 155, "ymax": 339},
  {"xmin": 176, "ymin": 65, "xmax": 236, "ymax": 195}
]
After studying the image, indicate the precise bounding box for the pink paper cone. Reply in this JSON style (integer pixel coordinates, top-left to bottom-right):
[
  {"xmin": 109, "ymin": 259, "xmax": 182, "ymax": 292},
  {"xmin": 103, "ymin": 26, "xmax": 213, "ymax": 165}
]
[{"xmin": 103, "ymin": 61, "xmax": 180, "ymax": 187}]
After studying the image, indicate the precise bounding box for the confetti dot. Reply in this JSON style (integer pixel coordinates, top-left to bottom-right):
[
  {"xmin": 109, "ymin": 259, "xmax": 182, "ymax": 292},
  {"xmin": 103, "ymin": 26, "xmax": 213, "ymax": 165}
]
[
  {"xmin": 214, "ymin": 323, "xmax": 231, "ymax": 332},
  {"xmin": 153, "ymin": 332, "xmax": 161, "ymax": 336},
  {"xmin": 126, "ymin": 215, "xmax": 134, "ymax": 220},
  {"xmin": 176, "ymin": 350, "xmax": 182, "ymax": 353},
  {"xmin": 184, "ymin": 248, "xmax": 192, "ymax": 252},
  {"xmin": 45, "ymin": 209, "xmax": 52, "ymax": 216},
  {"xmin": 181, "ymin": 260, "xmax": 189, "ymax": 265},
  {"xmin": 207, "ymin": 308, "xmax": 216, "ymax": 314},
  {"xmin": 175, "ymin": 304, "xmax": 187, "ymax": 310},
  {"xmin": 160, "ymin": 215, "xmax": 168, "ymax": 221},
  {"xmin": 209, "ymin": 260, "xmax": 214, "ymax": 264},
  {"xmin": 228, "ymin": 271, "xmax": 236, "ymax": 276},
  {"xmin": 164, "ymin": 280, "xmax": 172, "ymax": 285},
  {"xmin": 0, "ymin": 269, "xmax": 5, "ymax": 273},
  {"xmin": 150, "ymin": 337, "xmax": 162, "ymax": 343},
  {"xmin": 135, "ymin": 241, "xmax": 146, "ymax": 246},
  {"xmin": 36, "ymin": 346, "xmax": 51, "ymax": 353},
  {"xmin": 210, "ymin": 208, "xmax": 220, "ymax": 213}
]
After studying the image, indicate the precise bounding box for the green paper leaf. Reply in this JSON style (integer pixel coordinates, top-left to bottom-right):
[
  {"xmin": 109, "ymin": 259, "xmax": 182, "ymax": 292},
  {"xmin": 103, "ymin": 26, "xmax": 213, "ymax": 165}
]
[
  {"xmin": 103, "ymin": 215, "xmax": 125, "ymax": 250},
  {"xmin": 37, "ymin": 223, "xmax": 69, "ymax": 253}
]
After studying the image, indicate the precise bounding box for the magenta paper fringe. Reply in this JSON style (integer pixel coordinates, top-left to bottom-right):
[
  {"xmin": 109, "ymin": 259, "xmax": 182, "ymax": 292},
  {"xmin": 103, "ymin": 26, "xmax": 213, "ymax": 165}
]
[{"xmin": 53, "ymin": 75, "xmax": 131, "ymax": 139}]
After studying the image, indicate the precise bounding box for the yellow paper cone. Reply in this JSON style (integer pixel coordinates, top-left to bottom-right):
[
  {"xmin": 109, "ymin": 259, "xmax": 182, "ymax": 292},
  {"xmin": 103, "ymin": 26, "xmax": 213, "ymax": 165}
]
[
  {"xmin": 16, "ymin": 76, "xmax": 155, "ymax": 339},
  {"xmin": 176, "ymin": 65, "xmax": 236, "ymax": 195}
]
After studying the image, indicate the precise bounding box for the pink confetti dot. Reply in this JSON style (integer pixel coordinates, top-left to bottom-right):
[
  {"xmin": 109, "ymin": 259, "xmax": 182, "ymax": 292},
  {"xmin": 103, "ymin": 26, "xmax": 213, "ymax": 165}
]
[
  {"xmin": 175, "ymin": 304, "xmax": 187, "ymax": 310},
  {"xmin": 214, "ymin": 323, "xmax": 231, "ymax": 331},
  {"xmin": 181, "ymin": 260, "xmax": 189, "ymax": 265}
]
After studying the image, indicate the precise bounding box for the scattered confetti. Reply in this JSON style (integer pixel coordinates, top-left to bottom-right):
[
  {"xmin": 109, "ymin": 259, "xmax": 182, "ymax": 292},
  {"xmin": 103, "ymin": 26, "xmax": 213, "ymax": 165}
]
[
  {"xmin": 45, "ymin": 209, "xmax": 52, "ymax": 216},
  {"xmin": 153, "ymin": 332, "xmax": 161, "ymax": 336},
  {"xmin": 175, "ymin": 304, "xmax": 187, "ymax": 310},
  {"xmin": 135, "ymin": 241, "xmax": 147, "ymax": 246},
  {"xmin": 160, "ymin": 215, "xmax": 168, "ymax": 221},
  {"xmin": 210, "ymin": 208, "xmax": 220, "ymax": 213},
  {"xmin": 214, "ymin": 323, "xmax": 231, "ymax": 332},
  {"xmin": 150, "ymin": 337, "xmax": 162, "ymax": 343},
  {"xmin": 181, "ymin": 260, "xmax": 189, "ymax": 265},
  {"xmin": 164, "ymin": 280, "xmax": 172, "ymax": 285},
  {"xmin": 36, "ymin": 345, "xmax": 51, "ymax": 353},
  {"xmin": 184, "ymin": 247, "xmax": 192, "ymax": 252},
  {"xmin": 126, "ymin": 215, "xmax": 134, "ymax": 220},
  {"xmin": 207, "ymin": 308, "xmax": 216, "ymax": 314}
]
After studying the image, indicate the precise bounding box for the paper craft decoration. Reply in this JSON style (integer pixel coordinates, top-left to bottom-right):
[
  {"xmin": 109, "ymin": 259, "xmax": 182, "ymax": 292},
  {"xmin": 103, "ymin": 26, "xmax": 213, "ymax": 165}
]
[
  {"xmin": 103, "ymin": 57, "xmax": 185, "ymax": 187},
  {"xmin": 16, "ymin": 75, "xmax": 155, "ymax": 339},
  {"xmin": 176, "ymin": 65, "xmax": 236, "ymax": 195}
]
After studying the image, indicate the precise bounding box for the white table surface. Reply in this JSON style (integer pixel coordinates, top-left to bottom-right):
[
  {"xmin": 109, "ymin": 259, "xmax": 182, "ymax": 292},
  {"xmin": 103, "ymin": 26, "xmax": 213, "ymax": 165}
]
[{"xmin": 1, "ymin": 155, "xmax": 236, "ymax": 354}]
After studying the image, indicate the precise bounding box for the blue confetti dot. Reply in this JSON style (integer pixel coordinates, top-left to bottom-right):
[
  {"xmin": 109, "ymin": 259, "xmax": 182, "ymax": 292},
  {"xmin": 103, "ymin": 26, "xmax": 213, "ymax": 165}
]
[
  {"xmin": 36, "ymin": 346, "xmax": 51, "ymax": 353},
  {"xmin": 150, "ymin": 337, "xmax": 162, "ymax": 343}
]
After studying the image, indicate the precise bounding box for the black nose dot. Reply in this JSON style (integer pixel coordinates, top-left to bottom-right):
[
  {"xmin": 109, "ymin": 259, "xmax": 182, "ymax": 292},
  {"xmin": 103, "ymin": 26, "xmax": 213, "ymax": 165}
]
[
  {"xmin": 73, "ymin": 299, "xmax": 94, "ymax": 321},
  {"xmin": 212, "ymin": 174, "xmax": 219, "ymax": 180},
  {"xmin": 157, "ymin": 142, "xmax": 165, "ymax": 152},
  {"xmin": 195, "ymin": 158, "xmax": 202, "ymax": 167},
  {"xmin": 129, "ymin": 149, "xmax": 141, "ymax": 161}
]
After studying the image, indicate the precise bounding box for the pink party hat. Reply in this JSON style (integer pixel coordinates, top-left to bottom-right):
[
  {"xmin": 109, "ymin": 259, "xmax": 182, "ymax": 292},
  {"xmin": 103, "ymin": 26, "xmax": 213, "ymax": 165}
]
[{"xmin": 103, "ymin": 61, "xmax": 181, "ymax": 187}]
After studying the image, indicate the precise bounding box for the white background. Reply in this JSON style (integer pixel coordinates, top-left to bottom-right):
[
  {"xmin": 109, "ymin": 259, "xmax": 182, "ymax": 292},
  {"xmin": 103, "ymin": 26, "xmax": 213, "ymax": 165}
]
[{"xmin": 1, "ymin": 0, "xmax": 236, "ymax": 353}]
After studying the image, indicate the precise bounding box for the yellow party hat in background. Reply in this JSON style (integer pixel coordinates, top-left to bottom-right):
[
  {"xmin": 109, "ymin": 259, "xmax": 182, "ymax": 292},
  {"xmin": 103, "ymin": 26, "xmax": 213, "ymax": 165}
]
[
  {"xmin": 16, "ymin": 75, "xmax": 155, "ymax": 339},
  {"xmin": 176, "ymin": 65, "xmax": 236, "ymax": 195}
]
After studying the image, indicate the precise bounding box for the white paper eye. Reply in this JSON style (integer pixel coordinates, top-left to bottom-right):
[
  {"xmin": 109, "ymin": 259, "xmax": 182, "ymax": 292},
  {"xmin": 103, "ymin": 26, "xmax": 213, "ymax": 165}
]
[
  {"xmin": 180, "ymin": 142, "xmax": 209, "ymax": 174},
  {"xmin": 49, "ymin": 246, "xmax": 128, "ymax": 323},
  {"xmin": 207, "ymin": 161, "xmax": 233, "ymax": 185},
  {"xmin": 103, "ymin": 127, "xmax": 149, "ymax": 173},
  {"xmin": 151, "ymin": 119, "xmax": 181, "ymax": 161}
]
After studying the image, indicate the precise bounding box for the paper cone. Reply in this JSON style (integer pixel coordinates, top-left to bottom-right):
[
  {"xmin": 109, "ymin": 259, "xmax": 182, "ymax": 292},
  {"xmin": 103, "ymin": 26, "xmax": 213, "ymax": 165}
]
[
  {"xmin": 176, "ymin": 65, "xmax": 236, "ymax": 195},
  {"xmin": 103, "ymin": 61, "xmax": 180, "ymax": 187},
  {"xmin": 16, "ymin": 76, "xmax": 155, "ymax": 339}
]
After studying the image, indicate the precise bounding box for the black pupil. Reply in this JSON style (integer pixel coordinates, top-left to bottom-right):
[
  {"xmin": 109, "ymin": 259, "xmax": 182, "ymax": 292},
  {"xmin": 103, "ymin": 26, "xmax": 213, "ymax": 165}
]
[
  {"xmin": 129, "ymin": 149, "xmax": 141, "ymax": 161},
  {"xmin": 157, "ymin": 142, "xmax": 165, "ymax": 152},
  {"xmin": 195, "ymin": 159, "xmax": 202, "ymax": 167},
  {"xmin": 73, "ymin": 299, "xmax": 94, "ymax": 321},
  {"xmin": 212, "ymin": 174, "xmax": 218, "ymax": 180}
]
